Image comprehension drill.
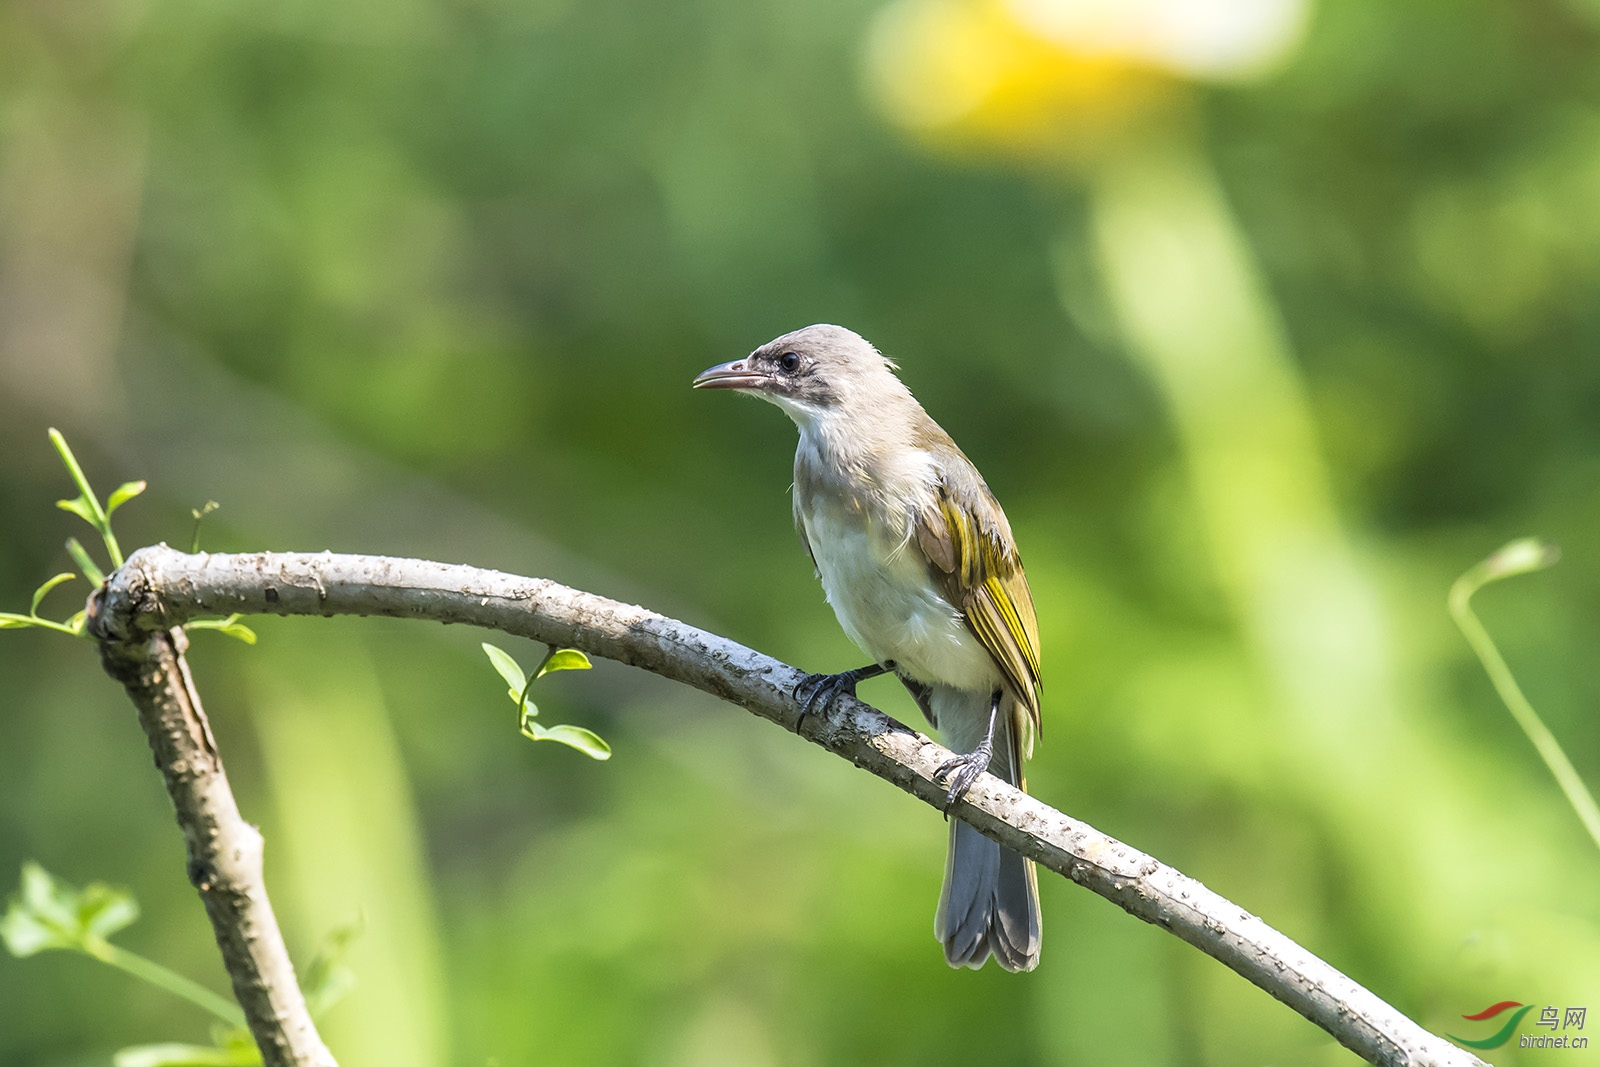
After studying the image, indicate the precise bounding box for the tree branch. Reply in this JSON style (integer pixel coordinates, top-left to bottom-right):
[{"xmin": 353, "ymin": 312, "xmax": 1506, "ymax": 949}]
[
  {"xmin": 93, "ymin": 544, "xmax": 1484, "ymax": 1067},
  {"xmin": 85, "ymin": 599, "xmax": 336, "ymax": 1066}
]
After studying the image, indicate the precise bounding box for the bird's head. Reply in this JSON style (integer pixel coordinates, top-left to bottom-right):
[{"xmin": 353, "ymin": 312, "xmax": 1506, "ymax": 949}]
[{"xmin": 693, "ymin": 324, "xmax": 906, "ymax": 427}]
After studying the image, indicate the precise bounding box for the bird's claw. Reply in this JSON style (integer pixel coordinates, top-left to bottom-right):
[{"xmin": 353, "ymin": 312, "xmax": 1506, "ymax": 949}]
[
  {"xmin": 933, "ymin": 747, "xmax": 991, "ymax": 810},
  {"xmin": 932, "ymin": 704, "xmax": 997, "ymax": 810},
  {"xmin": 793, "ymin": 661, "xmax": 893, "ymax": 731},
  {"xmin": 794, "ymin": 671, "xmax": 853, "ymax": 725}
]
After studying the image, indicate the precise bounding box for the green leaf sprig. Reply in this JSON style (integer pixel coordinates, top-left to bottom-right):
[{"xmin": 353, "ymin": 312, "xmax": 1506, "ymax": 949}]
[
  {"xmin": 50, "ymin": 426, "xmax": 142, "ymax": 572},
  {"xmin": 4, "ymin": 863, "xmax": 361, "ymax": 1067},
  {"xmin": 2, "ymin": 431, "xmax": 253, "ymax": 643},
  {"xmin": 482, "ymin": 642, "xmax": 610, "ymax": 759},
  {"xmin": 1, "ymin": 862, "xmax": 245, "ymax": 1029},
  {"xmin": 0, "ymin": 572, "xmax": 86, "ymax": 635}
]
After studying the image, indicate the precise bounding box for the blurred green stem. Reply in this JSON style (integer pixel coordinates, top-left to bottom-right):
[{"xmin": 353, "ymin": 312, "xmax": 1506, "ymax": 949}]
[
  {"xmin": 1082, "ymin": 136, "xmax": 1392, "ymax": 747},
  {"xmin": 84, "ymin": 935, "xmax": 248, "ymax": 1029},
  {"xmin": 1450, "ymin": 541, "xmax": 1600, "ymax": 854}
]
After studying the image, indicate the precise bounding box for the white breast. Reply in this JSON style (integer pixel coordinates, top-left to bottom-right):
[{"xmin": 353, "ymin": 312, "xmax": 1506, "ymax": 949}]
[{"xmin": 800, "ymin": 500, "xmax": 1001, "ymax": 694}]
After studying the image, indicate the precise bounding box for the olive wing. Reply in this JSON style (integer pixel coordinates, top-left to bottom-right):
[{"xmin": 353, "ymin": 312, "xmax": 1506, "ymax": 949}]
[{"xmin": 912, "ymin": 459, "xmax": 1042, "ymax": 741}]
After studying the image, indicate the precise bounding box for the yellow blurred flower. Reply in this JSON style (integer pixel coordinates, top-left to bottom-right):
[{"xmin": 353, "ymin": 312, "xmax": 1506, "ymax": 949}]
[{"xmin": 865, "ymin": 0, "xmax": 1310, "ymax": 159}]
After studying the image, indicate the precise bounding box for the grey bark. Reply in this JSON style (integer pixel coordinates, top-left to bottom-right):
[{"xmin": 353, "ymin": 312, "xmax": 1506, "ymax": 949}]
[
  {"xmin": 84, "ymin": 601, "xmax": 337, "ymax": 1067},
  {"xmin": 94, "ymin": 544, "xmax": 1486, "ymax": 1067}
]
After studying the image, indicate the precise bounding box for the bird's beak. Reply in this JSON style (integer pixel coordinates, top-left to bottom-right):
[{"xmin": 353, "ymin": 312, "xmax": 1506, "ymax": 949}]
[{"xmin": 692, "ymin": 358, "xmax": 768, "ymax": 391}]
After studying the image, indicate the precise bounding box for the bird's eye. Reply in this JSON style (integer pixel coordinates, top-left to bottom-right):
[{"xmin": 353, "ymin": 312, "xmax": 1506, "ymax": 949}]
[{"xmin": 780, "ymin": 352, "xmax": 800, "ymax": 373}]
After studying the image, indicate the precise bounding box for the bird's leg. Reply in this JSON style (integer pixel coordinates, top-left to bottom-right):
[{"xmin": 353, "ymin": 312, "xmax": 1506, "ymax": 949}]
[
  {"xmin": 794, "ymin": 661, "xmax": 894, "ymax": 729},
  {"xmin": 932, "ymin": 691, "xmax": 999, "ymax": 810}
]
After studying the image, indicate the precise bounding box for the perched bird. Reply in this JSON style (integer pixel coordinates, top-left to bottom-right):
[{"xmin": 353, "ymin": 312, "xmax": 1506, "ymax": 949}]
[{"xmin": 693, "ymin": 324, "xmax": 1042, "ymax": 972}]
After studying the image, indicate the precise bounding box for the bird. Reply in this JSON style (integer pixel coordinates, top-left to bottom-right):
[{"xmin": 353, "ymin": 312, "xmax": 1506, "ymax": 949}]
[{"xmin": 693, "ymin": 324, "xmax": 1042, "ymax": 972}]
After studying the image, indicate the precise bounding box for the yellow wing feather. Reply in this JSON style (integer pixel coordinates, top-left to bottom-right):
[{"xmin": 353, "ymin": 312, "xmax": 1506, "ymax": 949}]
[{"xmin": 914, "ymin": 471, "xmax": 1042, "ymax": 741}]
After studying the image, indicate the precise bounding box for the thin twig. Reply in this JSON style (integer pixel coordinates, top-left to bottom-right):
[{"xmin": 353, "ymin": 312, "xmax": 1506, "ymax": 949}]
[
  {"xmin": 96, "ymin": 545, "xmax": 1484, "ymax": 1067},
  {"xmin": 85, "ymin": 596, "xmax": 336, "ymax": 1067}
]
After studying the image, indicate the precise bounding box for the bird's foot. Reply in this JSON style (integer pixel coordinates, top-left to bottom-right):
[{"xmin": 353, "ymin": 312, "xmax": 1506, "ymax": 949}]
[
  {"xmin": 932, "ymin": 705, "xmax": 997, "ymax": 810},
  {"xmin": 794, "ymin": 661, "xmax": 893, "ymax": 730}
]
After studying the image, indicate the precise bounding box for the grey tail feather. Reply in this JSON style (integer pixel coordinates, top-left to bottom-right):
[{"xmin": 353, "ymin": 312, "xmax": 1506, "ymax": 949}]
[{"xmin": 935, "ymin": 698, "xmax": 1041, "ymax": 972}]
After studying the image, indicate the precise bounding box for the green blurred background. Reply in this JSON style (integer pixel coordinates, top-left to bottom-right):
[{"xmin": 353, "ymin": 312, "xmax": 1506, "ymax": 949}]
[{"xmin": 3, "ymin": 0, "xmax": 1599, "ymax": 1063}]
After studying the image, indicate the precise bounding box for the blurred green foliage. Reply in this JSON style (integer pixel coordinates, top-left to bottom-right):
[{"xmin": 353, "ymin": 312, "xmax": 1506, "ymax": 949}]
[
  {"xmin": 2, "ymin": 0, "xmax": 1599, "ymax": 1064},
  {"xmin": 2, "ymin": 861, "xmax": 361, "ymax": 1066}
]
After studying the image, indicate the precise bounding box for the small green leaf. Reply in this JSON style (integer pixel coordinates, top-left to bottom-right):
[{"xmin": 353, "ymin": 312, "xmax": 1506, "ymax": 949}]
[
  {"xmin": 56, "ymin": 495, "xmax": 97, "ymax": 526},
  {"xmin": 521, "ymin": 722, "xmax": 611, "ymax": 760},
  {"xmin": 0, "ymin": 614, "xmax": 41, "ymax": 629},
  {"xmin": 482, "ymin": 643, "xmax": 526, "ymax": 696},
  {"xmin": 19, "ymin": 862, "xmax": 75, "ymax": 925},
  {"xmin": 114, "ymin": 1042, "xmax": 262, "ymax": 1067},
  {"xmin": 106, "ymin": 480, "xmax": 147, "ymax": 517},
  {"xmin": 219, "ymin": 622, "xmax": 256, "ymax": 644},
  {"xmin": 0, "ymin": 905, "xmax": 73, "ymax": 956},
  {"xmin": 536, "ymin": 648, "xmax": 593, "ymax": 679},
  {"xmin": 188, "ymin": 615, "xmax": 257, "ymax": 645},
  {"xmin": 2, "ymin": 862, "xmax": 82, "ymax": 956},
  {"xmin": 63, "ymin": 610, "xmax": 87, "ymax": 636},
  {"xmin": 2, "ymin": 861, "xmax": 140, "ymax": 955},
  {"xmin": 30, "ymin": 573, "xmax": 76, "ymax": 616},
  {"xmin": 65, "ymin": 538, "xmax": 106, "ymax": 587},
  {"xmin": 80, "ymin": 883, "xmax": 140, "ymax": 940},
  {"xmin": 300, "ymin": 916, "xmax": 362, "ymax": 1018}
]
